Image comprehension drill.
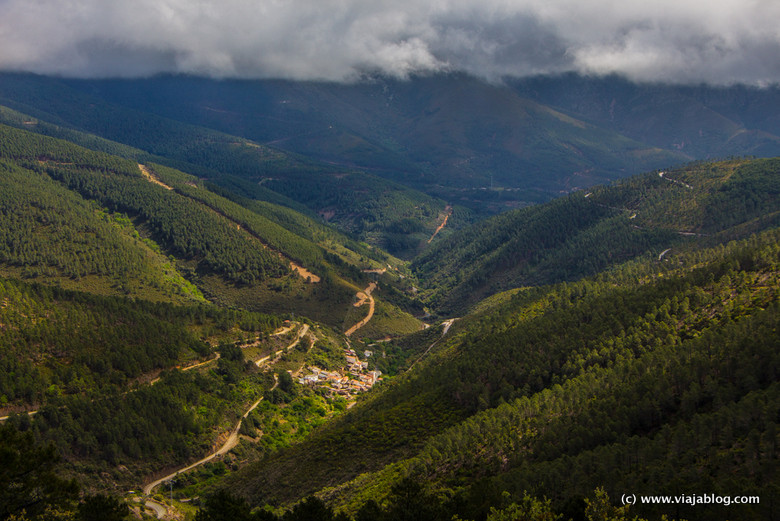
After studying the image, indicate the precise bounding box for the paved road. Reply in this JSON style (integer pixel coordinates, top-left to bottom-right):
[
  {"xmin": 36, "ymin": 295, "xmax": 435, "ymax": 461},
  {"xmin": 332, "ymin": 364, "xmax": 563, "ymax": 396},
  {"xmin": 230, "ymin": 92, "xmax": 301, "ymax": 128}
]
[{"xmin": 144, "ymin": 499, "xmax": 167, "ymax": 519}]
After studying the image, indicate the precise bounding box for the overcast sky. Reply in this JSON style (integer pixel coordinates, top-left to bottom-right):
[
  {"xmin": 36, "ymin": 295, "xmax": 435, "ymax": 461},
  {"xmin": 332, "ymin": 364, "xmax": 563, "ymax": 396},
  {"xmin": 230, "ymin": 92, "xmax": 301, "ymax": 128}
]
[{"xmin": 1, "ymin": 0, "xmax": 779, "ymax": 85}]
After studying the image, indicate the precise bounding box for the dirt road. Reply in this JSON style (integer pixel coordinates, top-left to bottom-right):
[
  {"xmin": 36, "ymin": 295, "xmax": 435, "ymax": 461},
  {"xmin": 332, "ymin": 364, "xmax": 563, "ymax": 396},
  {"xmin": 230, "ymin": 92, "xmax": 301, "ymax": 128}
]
[
  {"xmin": 427, "ymin": 205, "xmax": 452, "ymax": 244},
  {"xmin": 138, "ymin": 163, "xmax": 320, "ymax": 283},
  {"xmin": 409, "ymin": 318, "xmax": 457, "ymax": 370},
  {"xmin": 143, "ymin": 380, "xmax": 273, "ymax": 496},
  {"xmin": 138, "ymin": 164, "xmax": 173, "ymax": 191},
  {"xmin": 143, "ymin": 324, "xmax": 315, "ymax": 496},
  {"xmin": 255, "ymin": 324, "xmax": 310, "ymax": 367},
  {"xmin": 0, "ymin": 409, "xmax": 37, "ymax": 422},
  {"xmin": 345, "ymin": 283, "xmax": 376, "ymax": 337}
]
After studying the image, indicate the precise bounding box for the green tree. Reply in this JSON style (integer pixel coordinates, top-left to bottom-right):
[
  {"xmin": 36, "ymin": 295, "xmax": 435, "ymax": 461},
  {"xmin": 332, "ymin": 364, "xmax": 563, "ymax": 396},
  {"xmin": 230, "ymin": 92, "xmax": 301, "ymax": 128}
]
[
  {"xmin": 0, "ymin": 423, "xmax": 79, "ymax": 520},
  {"xmin": 584, "ymin": 488, "xmax": 635, "ymax": 521},
  {"xmin": 195, "ymin": 490, "xmax": 254, "ymax": 521},
  {"xmin": 282, "ymin": 497, "xmax": 334, "ymax": 521},
  {"xmin": 384, "ymin": 478, "xmax": 441, "ymax": 521},
  {"xmin": 486, "ymin": 492, "xmax": 561, "ymax": 521},
  {"xmin": 355, "ymin": 500, "xmax": 384, "ymax": 521},
  {"xmin": 75, "ymin": 494, "xmax": 129, "ymax": 521}
]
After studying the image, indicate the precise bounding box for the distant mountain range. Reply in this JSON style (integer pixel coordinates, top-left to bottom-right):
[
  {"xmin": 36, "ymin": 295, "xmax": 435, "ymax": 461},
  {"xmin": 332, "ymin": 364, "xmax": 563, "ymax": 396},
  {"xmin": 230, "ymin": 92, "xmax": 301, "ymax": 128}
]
[{"xmin": 4, "ymin": 72, "xmax": 780, "ymax": 219}]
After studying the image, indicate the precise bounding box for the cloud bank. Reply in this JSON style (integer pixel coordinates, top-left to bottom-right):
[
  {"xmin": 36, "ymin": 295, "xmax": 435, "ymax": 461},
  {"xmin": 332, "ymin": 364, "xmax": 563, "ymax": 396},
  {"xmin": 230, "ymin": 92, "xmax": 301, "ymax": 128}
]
[{"xmin": 1, "ymin": 0, "xmax": 779, "ymax": 85}]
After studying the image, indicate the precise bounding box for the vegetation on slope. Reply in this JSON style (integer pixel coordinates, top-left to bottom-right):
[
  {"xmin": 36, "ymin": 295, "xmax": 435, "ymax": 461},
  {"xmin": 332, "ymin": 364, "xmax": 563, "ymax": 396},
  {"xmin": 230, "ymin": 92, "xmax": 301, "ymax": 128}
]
[
  {"xmin": 45, "ymin": 74, "xmax": 688, "ymax": 204},
  {"xmin": 0, "ymin": 75, "xmax": 450, "ymax": 250},
  {"xmin": 413, "ymin": 157, "xmax": 780, "ymax": 314},
  {"xmin": 322, "ymin": 231, "xmax": 780, "ymax": 520},
  {"xmin": 0, "ymin": 123, "xmax": 423, "ymax": 334},
  {"xmin": 0, "ymin": 157, "xmax": 204, "ymax": 303},
  {"xmin": 223, "ymin": 159, "xmax": 779, "ymax": 521}
]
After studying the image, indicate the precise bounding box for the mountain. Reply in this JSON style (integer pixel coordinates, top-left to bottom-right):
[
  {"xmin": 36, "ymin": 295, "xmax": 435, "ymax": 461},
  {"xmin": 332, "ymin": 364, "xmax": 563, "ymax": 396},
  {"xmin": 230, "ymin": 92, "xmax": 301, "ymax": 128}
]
[
  {"xmin": 320, "ymin": 228, "xmax": 780, "ymax": 521},
  {"xmin": 512, "ymin": 74, "xmax": 780, "ymax": 159},
  {"xmin": 0, "ymin": 74, "xmax": 450, "ymax": 258},
  {"xmin": 222, "ymin": 157, "xmax": 779, "ymax": 521},
  {"xmin": 0, "ymin": 69, "xmax": 779, "ymax": 521},
  {"xmin": 0, "ymin": 117, "xmax": 427, "ymax": 497},
  {"xmin": 54, "ymin": 74, "xmax": 687, "ymax": 206},
  {"xmin": 0, "ymin": 120, "xmax": 427, "ymax": 326},
  {"xmin": 413, "ymin": 157, "xmax": 780, "ymax": 313},
  {"xmin": 4, "ymin": 72, "xmax": 780, "ymax": 220}
]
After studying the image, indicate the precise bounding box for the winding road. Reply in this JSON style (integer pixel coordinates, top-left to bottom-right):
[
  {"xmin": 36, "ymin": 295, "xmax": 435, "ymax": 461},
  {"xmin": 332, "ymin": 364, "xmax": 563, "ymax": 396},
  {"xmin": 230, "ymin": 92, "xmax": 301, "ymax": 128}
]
[
  {"xmin": 255, "ymin": 324, "xmax": 310, "ymax": 367},
  {"xmin": 144, "ymin": 325, "xmax": 312, "ymax": 496},
  {"xmin": 427, "ymin": 205, "xmax": 452, "ymax": 244},
  {"xmin": 345, "ymin": 283, "xmax": 376, "ymax": 337},
  {"xmin": 409, "ymin": 318, "xmax": 457, "ymax": 370},
  {"xmin": 138, "ymin": 163, "xmax": 320, "ymax": 283},
  {"xmin": 142, "ymin": 379, "xmax": 275, "ymax": 496},
  {"xmin": 143, "ymin": 499, "xmax": 167, "ymax": 519},
  {"xmin": 0, "ymin": 409, "xmax": 37, "ymax": 422}
]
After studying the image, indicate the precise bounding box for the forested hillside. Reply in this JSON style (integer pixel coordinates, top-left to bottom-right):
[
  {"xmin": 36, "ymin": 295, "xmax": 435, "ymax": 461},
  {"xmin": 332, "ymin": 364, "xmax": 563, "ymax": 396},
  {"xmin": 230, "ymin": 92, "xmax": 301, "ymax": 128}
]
[
  {"xmin": 513, "ymin": 74, "xmax": 780, "ymax": 159},
  {"xmin": 0, "ymin": 122, "xmax": 425, "ymax": 329},
  {"xmin": 34, "ymin": 74, "xmax": 687, "ymax": 202},
  {"xmin": 0, "ymin": 121, "xmax": 427, "ymax": 503},
  {"xmin": 0, "ymin": 75, "xmax": 450, "ymax": 255},
  {"xmin": 0, "ymin": 72, "xmax": 778, "ymax": 521},
  {"xmin": 413, "ymin": 157, "xmax": 780, "ymax": 313},
  {"xmin": 229, "ymin": 218, "xmax": 780, "ymax": 521}
]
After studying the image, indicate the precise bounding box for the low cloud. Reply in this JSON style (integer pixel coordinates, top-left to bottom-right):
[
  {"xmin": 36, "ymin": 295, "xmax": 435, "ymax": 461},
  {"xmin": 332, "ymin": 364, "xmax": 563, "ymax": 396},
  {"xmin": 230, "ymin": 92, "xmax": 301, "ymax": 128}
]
[{"xmin": 1, "ymin": 0, "xmax": 778, "ymax": 85}]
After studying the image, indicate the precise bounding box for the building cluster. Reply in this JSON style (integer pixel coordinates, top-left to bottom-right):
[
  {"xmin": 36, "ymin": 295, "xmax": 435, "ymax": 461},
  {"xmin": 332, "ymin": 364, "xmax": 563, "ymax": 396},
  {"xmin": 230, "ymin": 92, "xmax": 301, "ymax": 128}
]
[{"xmin": 298, "ymin": 348, "xmax": 382, "ymax": 396}]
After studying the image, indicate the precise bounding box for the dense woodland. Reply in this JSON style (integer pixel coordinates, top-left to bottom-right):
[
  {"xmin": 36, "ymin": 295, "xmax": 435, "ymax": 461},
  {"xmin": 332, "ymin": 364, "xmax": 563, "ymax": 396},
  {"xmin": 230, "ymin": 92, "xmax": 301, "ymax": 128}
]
[
  {"xmin": 0, "ymin": 276, "xmax": 280, "ymax": 406},
  {"xmin": 0, "ymin": 124, "xmax": 293, "ymax": 284},
  {"xmin": 413, "ymin": 158, "xmax": 780, "ymax": 313},
  {"xmin": 0, "ymin": 122, "xmax": 425, "ymax": 330},
  {"xmin": 0, "ymin": 77, "xmax": 451, "ymax": 249},
  {"xmin": 231, "ymin": 225, "xmax": 780, "ymax": 521},
  {"xmin": 0, "ymin": 89, "xmax": 778, "ymax": 521}
]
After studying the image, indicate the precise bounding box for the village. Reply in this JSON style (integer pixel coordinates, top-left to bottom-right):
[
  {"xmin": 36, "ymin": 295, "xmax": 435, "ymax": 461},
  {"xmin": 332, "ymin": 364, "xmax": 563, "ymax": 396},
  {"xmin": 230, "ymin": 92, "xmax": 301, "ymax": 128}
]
[{"xmin": 298, "ymin": 347, "xmax": 382, "ymax": 396}]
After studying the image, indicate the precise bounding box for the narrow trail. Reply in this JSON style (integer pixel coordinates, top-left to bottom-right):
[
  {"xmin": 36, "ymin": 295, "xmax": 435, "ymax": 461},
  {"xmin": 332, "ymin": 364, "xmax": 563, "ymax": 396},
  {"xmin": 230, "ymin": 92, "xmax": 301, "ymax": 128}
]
[
  {"xmin": 143, "ymin": 325, "xmax": 317, "ymax": 498},
  {"xmin": 0, "ymin": 409, "xmax": 37, "ymax": 422},
  {"xmin": 180, "ymin": 353, "xmax": 220, "ymax": 372},
  {"xmin": 2, "ymin": 352, "xmax": 222, "ymax": 421},
  {"xmin": 658, "ymin": 171, "xmax": 693, "ymax": 189},
  {"xmin": 581, "ymin": 180, "xmax": 707, "ymax": 240},
  {"xmin": 345, "ymin": 283, "xmax": 376, "ymax": 337},
  {"xmin": 149, "ymin": 353, "xmax": 221, "ymax": 386},
  {"xmin": 291, "ymin": 333, "xmax": 317, "ymax": 378},
  {"xmin": 427, "ymin": 205, "xmax": 452, "ymax": 244},
  {"xmin": 271, "ymin": 324, "xmax": 295, "ymax": 337}
]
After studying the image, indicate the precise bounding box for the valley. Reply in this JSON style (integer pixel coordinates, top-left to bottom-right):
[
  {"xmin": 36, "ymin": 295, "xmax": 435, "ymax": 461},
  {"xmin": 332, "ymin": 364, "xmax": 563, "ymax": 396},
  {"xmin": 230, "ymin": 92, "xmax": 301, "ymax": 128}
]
[{"xmin": 0, "ymin": 73, "xmax": 778, "ymax": 521}]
